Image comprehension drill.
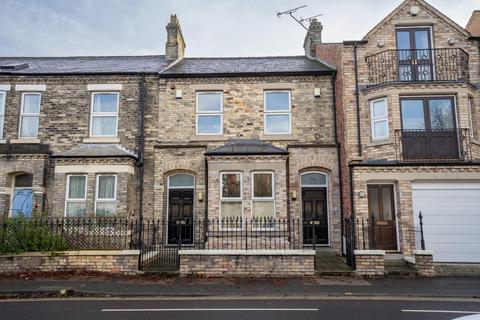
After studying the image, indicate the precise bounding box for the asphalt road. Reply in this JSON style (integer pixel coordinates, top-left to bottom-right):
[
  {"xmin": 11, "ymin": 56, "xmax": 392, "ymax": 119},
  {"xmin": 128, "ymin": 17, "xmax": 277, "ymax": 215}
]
[{"xmin": 1, "ymin": 297, "xmax": 479, "ymax": 320}]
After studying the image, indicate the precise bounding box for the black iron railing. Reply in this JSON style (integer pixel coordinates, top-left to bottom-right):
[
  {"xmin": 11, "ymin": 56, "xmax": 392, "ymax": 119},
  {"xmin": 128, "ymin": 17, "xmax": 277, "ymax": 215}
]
[
  {"xmin": 365, "ymin": 48, "xmax": 469, "ymax": 87},
  {"xmin": 394, "ymin": 128, "xmax": 471, "ymax": 162}
]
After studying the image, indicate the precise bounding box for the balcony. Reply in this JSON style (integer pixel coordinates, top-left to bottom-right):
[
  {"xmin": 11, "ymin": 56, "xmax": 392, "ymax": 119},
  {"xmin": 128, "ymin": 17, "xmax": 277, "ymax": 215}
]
[
  {"xmin": 394, "ymin": 129, "xmax": 471, "ymax": 162},
  {"xmin": 365, "ymin": 48, "xmax": 469, "ymax": 87}
]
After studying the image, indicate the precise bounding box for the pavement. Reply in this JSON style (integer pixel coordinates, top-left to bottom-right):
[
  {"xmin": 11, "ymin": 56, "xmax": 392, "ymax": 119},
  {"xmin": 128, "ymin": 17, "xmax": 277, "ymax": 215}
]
[{"xmin": 0, "ymin": 275, "xmax": 479, "ymax": 299}]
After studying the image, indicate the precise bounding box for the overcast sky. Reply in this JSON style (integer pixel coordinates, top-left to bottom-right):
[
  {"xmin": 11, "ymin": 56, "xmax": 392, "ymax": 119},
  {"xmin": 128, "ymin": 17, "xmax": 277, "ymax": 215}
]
[{"xmin": 0, "ymin": 0, "xmax": 477, "ymax": 57}]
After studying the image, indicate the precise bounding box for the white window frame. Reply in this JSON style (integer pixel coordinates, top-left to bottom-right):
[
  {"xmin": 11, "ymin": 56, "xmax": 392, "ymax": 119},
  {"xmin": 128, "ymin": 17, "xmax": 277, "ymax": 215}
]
[
  {"xmin": 196, "ymin": 91, "xmax": 223, "ymax": 136},
  {"xmin": 264, "ymin": 90, "xmax": 292, "ymax": 135},
  {"xmin": 64, "ymin": 174, "xmax": 87, "ymax": 217},
  {"xmin": 468, "ymin": 97, "xmax": 475, "ymax": 139},
  {"xmin": 94, "ymin": 174, "xmax": 117, "ymax": 216},
  {"xmin": 89, "ymin": 92, "xmax": 119, "ymax": 138},
  {"xmin": 220, "ymin": 171, "xmax": 243, "ymax": 230},
  {"xmin": 251, "ymin": 171, "xmax": 276, "ymax": 230},
  {"xmin": 0, "ymin": 91, "xmax": 5, "ymax": 140},
  {"xmin": 370, "ymin": 97, "xmax": 389, "ymax": 141},
  {"xmin": 19, "ymin": 92, "xmax": 41, "ymax": 139}
]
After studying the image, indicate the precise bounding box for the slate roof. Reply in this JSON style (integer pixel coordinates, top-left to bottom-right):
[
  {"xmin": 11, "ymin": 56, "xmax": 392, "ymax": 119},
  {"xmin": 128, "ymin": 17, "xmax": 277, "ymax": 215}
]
[
  {"xmin": 52, "ymin": 144, "xmax": 138, "ymax": 159},
  {"xmin": 0, "ymin": 55, "xmax": 334, "ymax": 75},
  {"xmin": 0, "ymin": 55, "xmax": 169, "ymax": 74},
  {"xmin": 205, "ymin": 139, "xmax": 288, "ymax": 156},
  {"xmin": 162, "ymin": 56, "xmax": 334, "ymax": 76}
]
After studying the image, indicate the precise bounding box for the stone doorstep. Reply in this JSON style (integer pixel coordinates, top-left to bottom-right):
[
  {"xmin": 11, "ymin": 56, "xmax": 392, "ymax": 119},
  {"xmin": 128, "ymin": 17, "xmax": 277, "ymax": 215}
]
[
  {"xmin": 354, "ymin": 250, "xmax": 386, "ymax": 256},
  {"xmin": 178, "ymin": 249, "xmax": 315, "ymax": 256}
]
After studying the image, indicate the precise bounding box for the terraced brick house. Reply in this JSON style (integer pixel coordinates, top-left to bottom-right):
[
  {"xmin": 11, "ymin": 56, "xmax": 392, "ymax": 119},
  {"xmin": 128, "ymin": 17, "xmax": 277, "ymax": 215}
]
[{"xmin": 315, "ymin": 0, "xmax": 480, "ymax": 265}]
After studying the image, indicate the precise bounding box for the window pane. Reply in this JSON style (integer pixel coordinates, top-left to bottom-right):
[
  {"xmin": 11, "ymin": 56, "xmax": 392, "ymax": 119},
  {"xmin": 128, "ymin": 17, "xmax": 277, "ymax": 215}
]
[
  {"xmin": 373, "ymin": 120, "xmax": 388, "ymax": 139},
  {"xmin": 15, "ymin": 174, "xmax": 33, "ymax": 188},
  {"xmin": 222, "ymin": 174, "xmax": 241, "ymax": 198},
  {"xmin": 92, "ymin": 116, "xmax": 117, "ymax": 136},
  {"xmin": 396, "ymin": 30, "xmax": 411, "ymax": 50},
  {"xmin": 265, "ymin": 114, "xmax": 290, "ymax": 134},
  {"xmin": 20, "ymin": 116, "xmax": 39, "ymax": 137},
  {"xmin": 66, "ymin": 202, "xmax": 86, "ymax": 217},
  {"xmin": 93, "ymin": 93, "xmax": 118, "ymax": 113},
  {"xmin": 414, "ymin": 30, "xmax": 430, "ymax": 50},
  {"xmin": 429, "ymin": 99, "xmax": 454, "ymax": 130},
  {"xmin": 197, "ymin": 92, "xmax": 222, "ymax": 112},
  {"xmin": 254, "ymin": 173, "xmax": 272, "ymax": 198},
  {"xmin": 68, "ymin": 176, "xmax": 86, "ymax": 199},
  {"xmin": 169, "ymin": 174, "xmax": 194, "ymax": 188},
  {"xmin": 0, "ymin": 115, "xmax": 3, "ymax": 139},
  {"xmin": 0, "ymin": 93, "xmax": 5, "ymax": 114},
  {"xmin": 252, "ymin": 201, "xmax": 274, "ymax": 219},
  {"xmin": 221, "ymin": 201, "xmax": 242, "ymax": 219},
  {"xmin": 372, "ymin": 100, "xmax": 387, "ymax": 118},
  {"xmin": 12, "ymin": 189, "xmax": 33, "ymax": 218},
  {"xmin": 23, "ymin": 94, "xmax": 40, "ymax": 113},
  {"xmin": 301, "ymin": 173, "xmax": 326, "ymax": 186},
  {"xmin": 382, "ymin": 187, "xmax": 393, "ymax": 220},
  {"xmin": 98, "ymin": 176, "xmax": 115, "ymax": 199},
  {"xmin": 96, "ymin": 202, "xmax": 116, "ymax": 216},
  {"xmin": 197, "ymin": 115, "xmax": 221, "ymax": 134},
  {"xmin": 401, "ymin": 100, "xmax": 425, "ymax": 130},
  {"xmin": 368, "ymin": 187, "xmax": 380, "ymax": 219},
  {"xmin": 265, "ymin": 92, "xmax": 290, "ymax": 111}
]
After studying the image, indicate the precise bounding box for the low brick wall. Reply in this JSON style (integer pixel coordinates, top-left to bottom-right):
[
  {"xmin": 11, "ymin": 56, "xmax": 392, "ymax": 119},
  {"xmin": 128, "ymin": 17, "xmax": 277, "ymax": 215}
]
[
  {"xmin": 414, "ymin": 250, "xmax": 435, "ymax": 277},
  {"xmin": 0, "ymin": 250, "xmax": 140, "ymax": 275},
  {"xmin": 179, "ymin": 250, "xmax": 315, "ymax": 277},
  {"xmin": 355, "ymin": 250, "xmax": 385, "ymax": 276}
]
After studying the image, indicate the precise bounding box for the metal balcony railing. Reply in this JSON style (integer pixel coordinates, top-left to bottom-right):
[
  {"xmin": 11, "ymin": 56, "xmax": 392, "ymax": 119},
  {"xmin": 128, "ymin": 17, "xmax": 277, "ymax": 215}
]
[{"xmin": 365, "ymin": 48, "xmax": 469, "ymax": 87}]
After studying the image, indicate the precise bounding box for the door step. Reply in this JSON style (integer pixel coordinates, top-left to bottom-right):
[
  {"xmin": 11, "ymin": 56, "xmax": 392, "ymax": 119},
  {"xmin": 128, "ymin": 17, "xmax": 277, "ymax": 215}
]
[
  {"xmin": 315, "ymin": 251, "xmax": 354, "ymax": 276},
  {"xmin": 385, "ymin": 260, "xmax": 416, "ymax": 276}
]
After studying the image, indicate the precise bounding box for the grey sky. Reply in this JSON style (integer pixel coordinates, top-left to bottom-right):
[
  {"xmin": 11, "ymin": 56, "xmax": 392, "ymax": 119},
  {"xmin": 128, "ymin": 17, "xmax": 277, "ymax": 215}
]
[{"xmin": 0, "ymin": 0, "xmax": 477, "ymax": 57}]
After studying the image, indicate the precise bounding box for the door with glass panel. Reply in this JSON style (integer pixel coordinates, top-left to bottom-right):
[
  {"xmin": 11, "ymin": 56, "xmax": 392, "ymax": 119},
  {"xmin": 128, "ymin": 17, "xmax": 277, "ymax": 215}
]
[
  {"xmin": 396, "ymin": 28, "xmax": 433, "ymax": 81},
  {"xmin": 400, "ymin": 97, "xmax": 458, "ymax": 160},
  {"xmin": 368, "ymin": 185, "xmax": 397, "ymax": 250},
  {"xmin": 167, "ymin": 174, "xmax": 194, "ymax": 245},
  {"xmin": 301, "ymin": 172, "xmax": 328, "ymax": 245},
  {"xmin": 11, "ymin": 174, "xmax": 34, "ymax": 218}
]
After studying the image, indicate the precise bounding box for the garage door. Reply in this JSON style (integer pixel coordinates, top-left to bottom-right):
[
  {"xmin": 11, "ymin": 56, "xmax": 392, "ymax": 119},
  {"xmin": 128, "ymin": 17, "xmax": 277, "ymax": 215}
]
[{"xmin": 412, "ymin": 182, "xmax": 480, "ymax": 263}]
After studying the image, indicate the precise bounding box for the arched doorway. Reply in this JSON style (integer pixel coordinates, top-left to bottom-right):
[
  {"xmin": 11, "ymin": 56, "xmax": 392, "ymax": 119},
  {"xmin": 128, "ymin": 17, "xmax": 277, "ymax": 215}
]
[
  {"xmin": 167, "ymin": 174, "xmax": 194, "ymax": 245},
  {"xmin": 10, "ymin": 173, "xmax": 34, "ymax": 218},
  {"xmin": 301, "ymin": 172, "xmax": 329, "ymax": 246}
]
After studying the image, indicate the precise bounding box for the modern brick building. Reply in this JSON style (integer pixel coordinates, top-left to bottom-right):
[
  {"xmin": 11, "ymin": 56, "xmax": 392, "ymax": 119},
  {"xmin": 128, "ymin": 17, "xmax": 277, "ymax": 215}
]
[{"xmin": 315, "ymin": 0, "xmax": 480, "ymax": 264}]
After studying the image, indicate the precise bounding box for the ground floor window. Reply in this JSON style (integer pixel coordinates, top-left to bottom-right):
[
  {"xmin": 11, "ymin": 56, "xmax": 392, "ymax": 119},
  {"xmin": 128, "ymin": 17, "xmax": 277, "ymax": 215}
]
[
  {"xmin": 220, "ymin": 172, "xmax": 242, "ymax": 229},
  {"xmin": 252, "ymin": 172, "xmax": 275, "ymax": 228},
  {"xmin": 95, "ymin": 174, "xmax": 117, "ymax": 216},
  {"xmin": 65, "ymin": 175, "xmax": 87, "ymax": 217}
]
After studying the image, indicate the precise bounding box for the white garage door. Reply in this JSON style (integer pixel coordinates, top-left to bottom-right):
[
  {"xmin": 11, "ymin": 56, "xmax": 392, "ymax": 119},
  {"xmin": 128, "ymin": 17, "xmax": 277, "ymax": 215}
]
[{"xmin": 412, "ymin": 182, "xmax": 480, "ymax": 263}]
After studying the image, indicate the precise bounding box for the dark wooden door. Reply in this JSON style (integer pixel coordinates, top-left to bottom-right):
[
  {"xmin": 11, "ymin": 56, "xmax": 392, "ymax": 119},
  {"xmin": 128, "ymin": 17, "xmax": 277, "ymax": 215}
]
[
  {"xmin": 168, "ymin": 189, "xmax": 194, "ymax": 245},
  {"xmin": 302, "ymin": 188, "xmax": 328, "ymax": 245},
  {"xmin": 368, "ymin": 185, "xmax": 397, "ymax": 250},
  {"xmin": 396, "ymin": 28, "xmax": 433, "ymax": 81}
]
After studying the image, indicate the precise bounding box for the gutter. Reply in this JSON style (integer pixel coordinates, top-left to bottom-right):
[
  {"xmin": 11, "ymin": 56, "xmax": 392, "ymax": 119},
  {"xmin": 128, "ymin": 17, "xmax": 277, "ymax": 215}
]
[
  {"xmin": 349, "ymin": 161, "xmax": 480, "ymax": 168},
  {"xmin": 159, "ymin": 70, "xmax": 334, "ymax": 79}
]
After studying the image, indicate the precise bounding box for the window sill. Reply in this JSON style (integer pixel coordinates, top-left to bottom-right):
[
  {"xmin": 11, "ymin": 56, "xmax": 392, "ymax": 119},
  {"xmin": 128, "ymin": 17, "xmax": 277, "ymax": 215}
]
[
  {"xmin": 190, "ymin": 135, "xmax": 228, "ymax": 142},
  {"xmin": 0, "ymin": 139, "xmax": 6, "ymax": 144},
  {"xmin": 83, "ymin": 137, "xmax": 120, "ymax": 144},
  {"xmin": 260, "ymin": 134, "xmax": 296, "ymax": 141},
  {"xmin": 10, "ymin": 138, "xmax": 41, "ymax": 144},
  {"xmin": 366, "ymin": 139, "xmax": 393, "ymax": 147}
]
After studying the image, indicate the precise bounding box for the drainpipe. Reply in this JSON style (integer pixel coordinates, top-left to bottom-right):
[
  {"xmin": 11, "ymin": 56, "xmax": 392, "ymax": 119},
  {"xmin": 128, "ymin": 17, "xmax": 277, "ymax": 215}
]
[
  {"xmin": 353, "ymin": 43, "xmax": 362, "ymax": 156},
  {"xmin": 137, "ymin": 74, "xmax": 146, "ymax": 228},
  {"xmin": 331, "ymin": 72, "xmax": 345, "ymax": 254},
  {"xmin": 204, "ymin": 157, "xmax": 208, "ymax": 237}
]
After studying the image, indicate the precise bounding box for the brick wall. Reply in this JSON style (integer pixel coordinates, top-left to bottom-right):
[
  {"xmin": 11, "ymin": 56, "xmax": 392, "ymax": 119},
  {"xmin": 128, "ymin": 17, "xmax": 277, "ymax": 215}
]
[
  {"xmin": 355, "ymin": 250, "xmax": 385, "ymax": 276},
  {"xmin": 0, "ymin": 250, "xmax": 139, "ymax": 275},
  {"xmin": 179, "ymin": 251, "xmax": 315, "ymax": 277}
]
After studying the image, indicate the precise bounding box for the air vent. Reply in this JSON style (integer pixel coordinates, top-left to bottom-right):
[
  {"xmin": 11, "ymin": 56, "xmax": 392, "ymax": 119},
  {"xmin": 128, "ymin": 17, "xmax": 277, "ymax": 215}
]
[{"xmin": 0, "ymin": 63, "xmax": 29, "ymax": 71}]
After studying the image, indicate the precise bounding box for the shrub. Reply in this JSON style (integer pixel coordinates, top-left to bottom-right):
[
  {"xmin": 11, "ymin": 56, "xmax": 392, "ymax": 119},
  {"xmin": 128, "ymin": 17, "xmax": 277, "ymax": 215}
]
[{"xmin": 0, "ymin": 216, "xmax": 68, "ymax": 254}]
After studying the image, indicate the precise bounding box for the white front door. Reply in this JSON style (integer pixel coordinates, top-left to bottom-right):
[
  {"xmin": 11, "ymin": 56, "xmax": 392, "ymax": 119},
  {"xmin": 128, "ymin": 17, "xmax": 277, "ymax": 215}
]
[{"xmin": 412, "ymin": 182, "xmax": 480, "ymax": 263}]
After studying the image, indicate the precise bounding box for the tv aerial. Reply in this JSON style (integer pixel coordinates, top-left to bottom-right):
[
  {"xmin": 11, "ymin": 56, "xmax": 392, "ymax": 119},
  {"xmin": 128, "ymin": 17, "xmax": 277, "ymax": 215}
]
[{"xmin": 277, "ymin": 5, "xmax": 323, "ymax": 31}]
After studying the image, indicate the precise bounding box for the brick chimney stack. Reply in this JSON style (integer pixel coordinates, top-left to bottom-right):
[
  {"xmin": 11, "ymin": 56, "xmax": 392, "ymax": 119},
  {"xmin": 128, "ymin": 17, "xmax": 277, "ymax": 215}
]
[
  {"xmin": 304, "ymin": 18, "xmax": 323, "ymax": 58},
  {"xmin": 165, "ymin": 14, "xmax": 186, "ymax": 60},
  {"xmin": 466, "ymin": 10, "xmax": 480, "ymax": 37}
]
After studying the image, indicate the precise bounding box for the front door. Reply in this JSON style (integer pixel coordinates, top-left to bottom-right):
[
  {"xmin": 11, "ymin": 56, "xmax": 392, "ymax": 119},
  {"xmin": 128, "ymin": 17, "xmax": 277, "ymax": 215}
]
[
  {"xmin": 302, "ymin": 188, "xmax": 328, "ymax": 245},
  {"xmin": 396, "ymin": 28, "xmax": 433, "ymax": 81},
  {"xmin": 367, "ymin": 185, "xmax": 397, "ymax": 250},
  {"xmin": 167, "ymin": 189, "xmax": 194, "ymax": 245}
]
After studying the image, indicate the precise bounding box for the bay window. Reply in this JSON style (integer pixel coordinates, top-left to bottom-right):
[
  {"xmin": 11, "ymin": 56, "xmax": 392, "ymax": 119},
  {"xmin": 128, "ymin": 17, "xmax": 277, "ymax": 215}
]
[
  {"xmin": 65, "ymin": 175, "xmax": 87, "ymax": 217},
  {"xmin": 90, "ymin": 92, "xmax": 119, "ymax": 137},
  {"xmin": 196, "ymin": 92, "xmax": 223, "ymax": 135},
  {"xmin": 220, "ymin": 172, "xmax": 242, "ymax": 229},
  {"xmin": 95, "ymin": 174, "xmax": 117, "ymax": 216},
  {"xmin": 264, "ymin": 91, "xmax": 291, "ymax": 134}
]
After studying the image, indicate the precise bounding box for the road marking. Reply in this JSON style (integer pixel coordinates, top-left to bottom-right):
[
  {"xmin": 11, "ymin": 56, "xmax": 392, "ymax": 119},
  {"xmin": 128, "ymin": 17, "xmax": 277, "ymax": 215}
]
[
  {"xmin": 402, "ymin": 309, "xmax": 480, "ymax": 314},
  {"xmin": 101, "ymin": 308, "xmax": 319, "ymax": 312}
]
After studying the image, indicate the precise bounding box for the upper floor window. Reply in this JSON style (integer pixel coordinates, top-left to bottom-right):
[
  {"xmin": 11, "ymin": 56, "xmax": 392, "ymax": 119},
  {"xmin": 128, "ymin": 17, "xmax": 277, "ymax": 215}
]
[
  {"xmin": 370, "ymin": 98, "xmax": 389, "ymax": 141},
  {"xmin": 264, "ymin": 91, "xmax": 291, "ymax": 134},
  {"xmin": 65, "ymin": 175, "xmax": 87, "ymax": 217},
  {"xmin": 90, "ymin": 92, "xmax": 119, "ymax": 137},
  {"xmin": 252, "ymin": 172, "xmax": 275, "ymax": 222},
  {"xmin": 0, "ymin": 92, "xmax": 5, "ymax": 140},
  {"xmin": 196, "ymin": 92, "xmax": 222, "ymax": 135},
  {"xmin": 19, "ymin": 93, "xmax": 41, "ymax": 138},
  {"xmin": 95, "ymin": 174, "xmax": 117, "ymax": 216}
]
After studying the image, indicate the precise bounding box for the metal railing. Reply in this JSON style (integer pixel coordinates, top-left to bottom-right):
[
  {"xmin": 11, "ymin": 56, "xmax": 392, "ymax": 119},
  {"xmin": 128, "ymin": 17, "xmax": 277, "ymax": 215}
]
[
  {"xmin": 394, "ymin": 128, "xmax": 471, "ymax": 162},
  {"xmin": 365, "ymin": 48, "xmax": 469, "ymax": 87}
]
